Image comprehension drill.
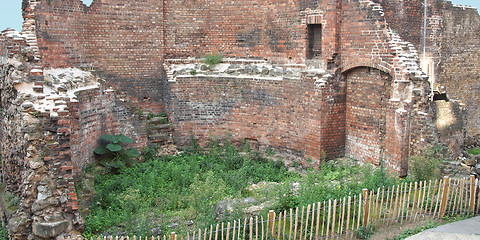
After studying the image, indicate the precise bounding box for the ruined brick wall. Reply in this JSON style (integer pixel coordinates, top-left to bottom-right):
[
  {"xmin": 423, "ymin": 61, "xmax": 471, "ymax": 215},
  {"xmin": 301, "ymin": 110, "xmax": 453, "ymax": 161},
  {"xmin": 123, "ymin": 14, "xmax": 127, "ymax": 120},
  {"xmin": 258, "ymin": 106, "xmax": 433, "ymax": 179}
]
[
  {"xmin": 164, "ymin": 0, "xmax": 334, "ymax": 63},
  {"xmin": 436, "ymin": 6, "xmax": 480, "ymax": 139},
  {"xmin": 344, "ymin": 67, "xmax": 391, "ymax": 165},
  {"xmin": 168, "ymin": 66, "xmax": 345, "ymax": 162},
  {"xmin": 34, "ymin": 0, "xmax": 167, "ymax": 109},
  {"xmin": 69, "ymin": 87, "xmax": 149, "ymax": 178},
  {"xmin": 0, "ymin": 31, "xmax": 82, "ymax": 238},
  {"xmin": 375, "ymin": 0, "xmax": 480, "ymax": 139}
]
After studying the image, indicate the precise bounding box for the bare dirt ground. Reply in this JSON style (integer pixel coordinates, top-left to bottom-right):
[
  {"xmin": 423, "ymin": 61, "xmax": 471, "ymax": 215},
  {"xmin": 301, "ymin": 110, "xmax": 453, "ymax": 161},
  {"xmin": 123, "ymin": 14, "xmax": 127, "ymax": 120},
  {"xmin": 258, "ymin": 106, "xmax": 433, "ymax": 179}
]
[{"xmin": 369, "ymin": 218, "xmax": 445, "ymax": 240}]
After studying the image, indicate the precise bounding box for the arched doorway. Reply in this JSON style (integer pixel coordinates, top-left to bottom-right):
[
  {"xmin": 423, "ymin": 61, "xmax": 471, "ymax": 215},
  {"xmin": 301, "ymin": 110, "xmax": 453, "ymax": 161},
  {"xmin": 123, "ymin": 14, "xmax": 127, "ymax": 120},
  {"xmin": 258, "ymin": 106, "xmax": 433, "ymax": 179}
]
[{"xmin": 344, "ymin": 67, "xmax": 392, "ymax": 165}]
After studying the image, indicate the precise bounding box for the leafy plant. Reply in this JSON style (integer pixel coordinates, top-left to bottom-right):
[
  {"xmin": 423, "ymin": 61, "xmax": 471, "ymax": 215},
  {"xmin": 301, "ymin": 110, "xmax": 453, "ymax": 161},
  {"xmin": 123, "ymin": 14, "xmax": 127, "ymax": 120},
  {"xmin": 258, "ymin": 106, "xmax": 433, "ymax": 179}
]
[
  {"xmin": 354, "ymin": 224, "xmax": 375, "ymax": 239},
  {"xmin": 467, "ymin": 148, "xmax": 480, "ymax": 155},
  {"xmin": 204, "ymin": 54, "xmax": 223, "ymax": 67},
  {"xmin": 393, "ymin": 221, "xmax": 436, "ymax": 240},
  {"xmin": 0, "ymin": 225, "xmax": 8, "ymax": 240},
  {"xmin": 409, "ymin": 144, "xmax": 446, "ymax": 181},
  {"xmin": 93, "ymin": 134, "xmax": 139, "ymax": 173},
  {"xmin": 189, "ymin": 69, "xmax": 197, "ymax": 75}
]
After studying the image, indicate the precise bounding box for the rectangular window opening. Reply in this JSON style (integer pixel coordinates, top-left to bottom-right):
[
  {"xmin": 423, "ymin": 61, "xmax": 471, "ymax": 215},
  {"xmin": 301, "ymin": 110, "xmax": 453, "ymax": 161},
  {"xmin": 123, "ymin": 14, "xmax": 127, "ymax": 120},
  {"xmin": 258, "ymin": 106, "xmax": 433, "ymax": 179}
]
[{"xmin": 307, "ymin": 24, "xmax": 322, "ymax": 59}]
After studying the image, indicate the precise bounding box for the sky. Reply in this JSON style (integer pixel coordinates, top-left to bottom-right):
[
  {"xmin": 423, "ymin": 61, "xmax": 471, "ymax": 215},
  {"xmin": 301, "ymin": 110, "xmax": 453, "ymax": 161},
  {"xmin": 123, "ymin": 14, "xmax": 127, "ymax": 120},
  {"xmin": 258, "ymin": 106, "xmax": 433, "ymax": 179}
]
[{"xmin": 0, "ymin": 0, "xmax": 478, "ymax": 32}]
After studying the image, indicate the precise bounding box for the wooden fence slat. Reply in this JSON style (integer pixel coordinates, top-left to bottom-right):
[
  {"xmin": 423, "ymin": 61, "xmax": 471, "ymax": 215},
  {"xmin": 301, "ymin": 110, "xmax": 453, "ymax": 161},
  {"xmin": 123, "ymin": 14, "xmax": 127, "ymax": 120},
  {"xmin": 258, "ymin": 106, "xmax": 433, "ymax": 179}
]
[
  {"xmin": 439, "ymin": 177, "xmax": 450, "ymax": 218},
  {"xmin": 309, "ymin": 204, "xmax": 315, "ymax": 240},
  {"xmin": 411, "ymin": 181, "xmax": 416, "ymax": 220},
  {"xmin": 414, "ymin": 181, "xmax": 421, "ymax": 222},
  {"xmin": 362, "ymin": 189, "xmax": 369, "ymax": 226},
  {"xmin": 288, "ymin": 209, "xmax": 292, "ymax": 240},
  {"xmin": 261, "ymin": 216, "xmax": 264, "ymax": 240},
  {"xmin": 256, "ymin": 216, "xmax": 259, "ymax": 240},
  {"xmin": 236, "ymin": 221, "xmax": 240, "ymax": 240},
  {"xmin": 384, "ymin": 186, "xmax": 391, "ymax": 225},
  {"xmin": 463, "ymin": 178, "xmax": 468, "ymax": 213},
  {"xmin": 401, "ymin": 182, "xmax": 408, "ymax": 223},
  {"xmin": 249, "ymin": 218, "xmax": 253, "ymax": 240},
  {"xmin": 299, "ymin": 206, "xmax": 304, "ymax": 240},
  {"xmin": 393, "ymin": 184, "xmax": 400, "ymax": 223},
  {"xmin": 215, "ymin": 224, "xmax": 219, "ymax": 240},
  {"xmin": 255, "ymin": 216, "xmax": 258, "ymax": 240},
  {"xmin": 423, "ymin": 180, "xmax": 430, "ymax": 217},
  {"xmin": 377, "ymin": 187, "xmax": 385, "ymax": 222},
  {"xmin": 269, "ymin": 210, "xmax": 275, "ymax": 237},
  {"xmin": 368, "ymin": 190, "xmax": 373, "ymax": 225},
  {"xmin": 331, "ymin": 199, "xmax": 337, "ymax": 237},
  {"xmin": 321, "ymin": 201, "xmax": 326, "ymax": 237},
  {"xmin": 452, "ymin": 179, "xmax": 459, "ymax": 214},
  {"xmin": 232, "ymin": 221, "xmax": 236, "ymax": 240},
  {"xmin": 300, "ymin": 204, "xmax": 312, "ymax": 240},
  {"xmin": 472, "ymin": 177, "xmax": 478, "ymax": 213},
  {"xmin": 457, "ymin": 178, "xmax": 463, "ymax": 214},
  {"xmin": 433, "ymin": 179, "xmax": 442, "ymax": 218},
  {"xmin": 375, "ymin": 188, "xmax": 381, "ymax": 223},
  {"xmin": 416, "ymin": 181, "xmax": 424, "ymax": 221},
  {"xmin": 346, "ymin": 196, "xmax": 351, "ymax": 236},
  {"xmin": 326, "ymin": 200, "xmax": 331, "ymax": 238},
  {"xmin": 405, "ymin": 182, "xmax": 412, "ymax": 222},
  {"xmin": 283, "ymin": 211, "xmax": 287, "ymax": 240},
  {"xmin": 222, "ymin": 223, "xmax": 224, "ymax": 240},
  {"xmin": 294, "ymin": 207, "xmax": 299, "ymax": 240},
  {"xmin": 357, "ymin": 194, "xmax": 362, "ymax": 229},
  {"xmin": 432, "ymin": 179, "xmax": 440, "ymax": 215},
  {"xmin": 227, "ymin": 223, "xmax": 231, "ymax": 240},
  {"xmin": 243, "ymin": 217, "xmax": 247, "ymax": 240},
  {"xmin": 315, "ymin": 203, "xmax": 320, "ymax": 240},
  {"xmin": 340, "ymin": 197, "xmax": 346, "ymax": 235},
  {"xmin": 350, "ymin": 195, "xmax": 357, "ymax": 232},
  {"xmin": 278, "ymin": 212, "xmax": 282, "ymax": 240},
  {"xmin": 475, "ymin": 179, "xmax": 480, "ymax": 213}
]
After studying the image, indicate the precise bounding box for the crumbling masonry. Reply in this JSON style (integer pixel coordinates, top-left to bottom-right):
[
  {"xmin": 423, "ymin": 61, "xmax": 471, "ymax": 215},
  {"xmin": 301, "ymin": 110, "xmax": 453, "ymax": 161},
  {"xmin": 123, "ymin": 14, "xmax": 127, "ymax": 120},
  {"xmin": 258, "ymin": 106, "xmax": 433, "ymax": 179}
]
[{"xmin": 0, "ymin": 0, "xmax": 478, "ymax": 238}]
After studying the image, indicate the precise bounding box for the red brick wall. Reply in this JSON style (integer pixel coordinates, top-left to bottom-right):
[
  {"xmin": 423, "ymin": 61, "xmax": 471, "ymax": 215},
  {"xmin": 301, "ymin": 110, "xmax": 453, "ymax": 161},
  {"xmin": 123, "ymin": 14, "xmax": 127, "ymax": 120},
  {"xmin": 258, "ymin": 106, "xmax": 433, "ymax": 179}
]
[
  {"xmin": 35, "ymin": 0, "xmax": 167, "ymax": 107},
  {"xmin": 69, "ymin": 87, "xmax": 149, "ymax": 177},
  {"xmin": 169, "ymin": 72, "xmax": 345, "ymax": 162},
  {"xmin": 340, "ymin": 0, "xmax": 393, "ymax": 74},
  {"xmin": 345, "ymin": 67, "xmax": 391, "ymax": 165}
]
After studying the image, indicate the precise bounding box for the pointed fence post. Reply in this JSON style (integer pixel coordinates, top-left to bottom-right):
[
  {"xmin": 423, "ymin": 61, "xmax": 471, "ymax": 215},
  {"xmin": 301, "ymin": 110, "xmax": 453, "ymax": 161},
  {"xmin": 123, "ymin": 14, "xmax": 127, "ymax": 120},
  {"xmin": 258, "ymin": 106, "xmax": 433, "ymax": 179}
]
[
  {"xmin": 439, "ymin": 176, "xmax": 450, "ymax": 218},
  {"xmin": 362, "ymin": 189, "xmax": 369, "ymax": 226},
  {"xmin": 171, "ymin": 232, "xmax": 177, "ymax": 240},
  {"xmin": 470, "ymin": 175, "xmax": 476, "ymax": 213},
  {"xmin": 268, "ymin": 210, "xmax": 276, "ymax": 237}
]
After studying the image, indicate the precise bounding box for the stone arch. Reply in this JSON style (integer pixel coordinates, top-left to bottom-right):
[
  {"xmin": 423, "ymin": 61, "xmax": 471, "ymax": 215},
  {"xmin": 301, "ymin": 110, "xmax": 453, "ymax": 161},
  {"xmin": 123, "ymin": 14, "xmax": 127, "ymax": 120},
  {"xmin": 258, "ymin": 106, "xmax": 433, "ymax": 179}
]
[{"xmin": 343, "ymin": 66, "xmax": 392, "ymax": 165}]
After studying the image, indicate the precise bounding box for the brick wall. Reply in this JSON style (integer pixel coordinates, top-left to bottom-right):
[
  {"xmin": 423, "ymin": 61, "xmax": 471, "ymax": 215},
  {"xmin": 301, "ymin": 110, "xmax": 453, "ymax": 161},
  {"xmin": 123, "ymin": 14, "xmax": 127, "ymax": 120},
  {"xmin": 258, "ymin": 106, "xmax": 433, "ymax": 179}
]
[
  {"xmin": 375, "ymin": 0, "xmax": 480, "ymax": 139},
  {"xmin": 436, "ymin": 5, "xmax": 480, "ymax": 139},
  {"xmin": 69, "ymin": 87, "xmax": 149, "ymax": 178},
  {"xmin": 169, "ymin": 70, "xmax": 345, "ymax": 162},
  {"xmin": 345, "ymin": 67, "xmax": 391, "ymax": 165}
]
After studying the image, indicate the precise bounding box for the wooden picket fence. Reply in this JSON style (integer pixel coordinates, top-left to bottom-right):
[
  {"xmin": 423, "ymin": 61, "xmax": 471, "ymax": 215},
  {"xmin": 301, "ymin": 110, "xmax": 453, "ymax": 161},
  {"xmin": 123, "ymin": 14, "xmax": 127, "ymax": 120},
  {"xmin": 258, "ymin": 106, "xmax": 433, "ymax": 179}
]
[{"xmin": 80, "ymin": 176, "xmax": 479, "ymax": 240}]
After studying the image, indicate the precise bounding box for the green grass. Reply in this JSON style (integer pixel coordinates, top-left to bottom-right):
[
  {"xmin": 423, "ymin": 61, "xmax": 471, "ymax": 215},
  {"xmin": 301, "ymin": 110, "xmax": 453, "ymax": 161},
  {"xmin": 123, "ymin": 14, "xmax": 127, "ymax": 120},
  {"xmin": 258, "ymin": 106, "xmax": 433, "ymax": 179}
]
[
  {"xmin": 82, "ymin": 141, "xmax": 411, "ymax": 238},
  {"xmin": 467, "ymin": 148, "xmax": 480, "ymax": 155}
]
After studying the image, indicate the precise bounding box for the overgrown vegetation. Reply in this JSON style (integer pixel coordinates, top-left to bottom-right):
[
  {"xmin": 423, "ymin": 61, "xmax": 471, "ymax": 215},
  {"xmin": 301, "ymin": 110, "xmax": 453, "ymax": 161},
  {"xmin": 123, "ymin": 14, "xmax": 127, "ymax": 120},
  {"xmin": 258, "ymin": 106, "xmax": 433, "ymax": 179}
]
[
  {"xmin": 409, "ymin": 145, "xmax": 446, "ymax": 182},
  {"xmin": 0, "ymin": 225, "xmax": 7, "ymax": 240},
  {"xmin": 93, "ymin": 134, "xmax": 140, "ymax": 173},
  {"xmin": 82, "ymin": 140, "xmax": 434, "ymax": 238},
  {"xmin": 203, "ymin": 54, "xmax": 223, "ymax": 67},
  {"xmin": 354, "ymin": 224, "xmax": 375, "ymax": 239},
  {"xmin": 467, "ymin": 148, "xmax": 480, "ymax": 155}
]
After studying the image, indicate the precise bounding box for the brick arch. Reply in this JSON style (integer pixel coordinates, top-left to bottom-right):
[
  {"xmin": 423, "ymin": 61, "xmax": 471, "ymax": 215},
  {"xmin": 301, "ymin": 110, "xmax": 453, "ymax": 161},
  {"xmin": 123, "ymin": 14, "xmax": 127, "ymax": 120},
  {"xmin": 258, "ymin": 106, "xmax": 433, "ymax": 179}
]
[
  {"xmin": 343, "ymin": 66, "xmax": 393, "ymax": 165},
  {"xmin": 342, "ymin": 62, "xmax": 393, "ymax": 78}
]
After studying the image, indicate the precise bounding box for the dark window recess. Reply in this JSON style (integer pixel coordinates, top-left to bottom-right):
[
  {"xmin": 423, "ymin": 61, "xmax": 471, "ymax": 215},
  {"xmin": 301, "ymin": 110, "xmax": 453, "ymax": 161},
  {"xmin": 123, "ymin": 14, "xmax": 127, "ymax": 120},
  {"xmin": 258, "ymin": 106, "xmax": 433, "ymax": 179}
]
[{"xmin": 307, "ymin": 24, "xmax": 322, "ymax": 59}]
